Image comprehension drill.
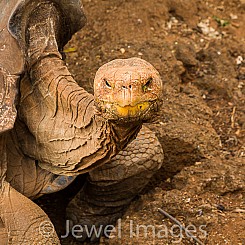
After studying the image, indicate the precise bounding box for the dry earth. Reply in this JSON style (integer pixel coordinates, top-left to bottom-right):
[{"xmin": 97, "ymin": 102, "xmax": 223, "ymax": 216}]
[{"xmin": 36, "ymin": 0, "xmax": 245, "ymax": 244}]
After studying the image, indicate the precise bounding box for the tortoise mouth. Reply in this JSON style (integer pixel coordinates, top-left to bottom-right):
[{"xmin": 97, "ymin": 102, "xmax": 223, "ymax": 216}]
[
  {"xmin": 113, "ymin": 102, "xmax": 150, "ymax": 118},
  {"xmin": 96, "ymin": 100, "xmax": 159, "ymax": 123}
]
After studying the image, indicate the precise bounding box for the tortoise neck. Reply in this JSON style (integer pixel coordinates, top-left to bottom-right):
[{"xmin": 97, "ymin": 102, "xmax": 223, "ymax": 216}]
[{"xmin": 110, "ymin": 121, "xmax": 143, "ymax": 150}]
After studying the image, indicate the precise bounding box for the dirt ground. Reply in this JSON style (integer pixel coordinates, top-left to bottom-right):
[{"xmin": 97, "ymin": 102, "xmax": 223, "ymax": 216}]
[{"xmin": 36, "ymin": 0, "xmax": 245, "ymax": 244}]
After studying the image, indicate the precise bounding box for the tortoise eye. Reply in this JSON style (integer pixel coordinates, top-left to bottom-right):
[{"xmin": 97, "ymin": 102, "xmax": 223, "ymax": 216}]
[
  {"xmin": 142, "ymin": 78, "xmax": 153, "ymax": 92},
  {"xmin": 104, "ymin": 79, "xmax": 111, "ymax": 88},
  {"xmin": 145, "ymin": 77, "xmax": 153, "ymax": 86}
]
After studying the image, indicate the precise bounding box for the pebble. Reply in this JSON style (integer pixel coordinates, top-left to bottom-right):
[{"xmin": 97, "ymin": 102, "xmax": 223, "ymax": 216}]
[
  {"xmin": 236, "ymin": 56, "xmax": 243, "ymax": 65},
  {"xmin": 137, "ymin": 18, "xmax": 142, "ymax": 24},
  {"xmin": 230, "ymin": 13, "xmax": 238, "ymax": 20},
  {"xmin": 197, "ymin": 19, "xmax": 220, "ymax": 38},
  {"xmin": 120, "ymin": 48, "xmax": 126, "ymax": 54}
]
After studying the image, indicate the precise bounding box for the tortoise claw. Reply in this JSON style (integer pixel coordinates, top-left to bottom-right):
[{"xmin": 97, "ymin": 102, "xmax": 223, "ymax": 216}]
[
  {"xmin": 66, "ymin": 196, "xmax": 124, "ymax": 242},
  {"xmin": 41, "ymin": 175, "xmax": 77, "ymax": 194}
]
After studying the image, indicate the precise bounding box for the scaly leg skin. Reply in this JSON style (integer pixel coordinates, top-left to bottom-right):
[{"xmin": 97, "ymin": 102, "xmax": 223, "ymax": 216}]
[
  {"xmin": 0, "ymin": 181, "xmax": 60, "ymax": 244},
  {"xmin": 0, "ymin": 134, "xmax": 60, "ymax": 244},
  {"xmin": 66, "ymin": 126, "xmax": 164, "ymax": 242},
  {"xmin": 6, "ymin": 123, "xmax": 77, "ymax": 199}
]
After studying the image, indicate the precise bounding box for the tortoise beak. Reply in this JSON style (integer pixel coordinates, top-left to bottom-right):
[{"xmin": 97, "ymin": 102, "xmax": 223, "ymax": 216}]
[{"xmin": 113, "ymin": 102, "xmax": 150, "ymax": 118}]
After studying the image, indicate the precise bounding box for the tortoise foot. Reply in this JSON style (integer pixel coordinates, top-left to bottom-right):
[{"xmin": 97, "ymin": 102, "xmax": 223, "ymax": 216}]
[{"xmin": 66, "ymin": 188, "xmax": 124, "ymax": 243}]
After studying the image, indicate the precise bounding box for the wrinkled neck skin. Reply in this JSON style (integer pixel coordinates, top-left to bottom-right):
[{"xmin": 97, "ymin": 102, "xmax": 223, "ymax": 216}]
[
  {"xmin": 15, "ymin": 2, "xmax": 143, "ymax": 176},
  {"xmin": 109, "ymin": 121, "xmax": 143, "ymax": 150}
]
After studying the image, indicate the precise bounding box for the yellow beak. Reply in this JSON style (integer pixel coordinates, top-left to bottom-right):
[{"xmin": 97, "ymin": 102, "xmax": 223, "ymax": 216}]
[{"xmin": 114, "ymin": 102, "xmax": 150, "ymax": 117}]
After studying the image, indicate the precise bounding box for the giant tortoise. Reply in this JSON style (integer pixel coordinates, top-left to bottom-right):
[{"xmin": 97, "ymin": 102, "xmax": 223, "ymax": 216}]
[{"xmin": 0, "ymin": 0, "xmax": 163, "ymax": 243}]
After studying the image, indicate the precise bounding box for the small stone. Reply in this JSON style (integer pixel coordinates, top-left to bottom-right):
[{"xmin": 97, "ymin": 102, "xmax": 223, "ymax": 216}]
[
  {"xmin": 137, "ymin": 18, "xmax": 142, "ymax": 24},
  {"xmin": 230, "ymin": 13, "xmax": 238, "ymax": 20},
  {"xmin": 236, "ymin": 56, "xmax": 243, "ymax": 65},
  {"xmin": 120, "ymin": 48, "xmax": 126, "ymax": 54}
]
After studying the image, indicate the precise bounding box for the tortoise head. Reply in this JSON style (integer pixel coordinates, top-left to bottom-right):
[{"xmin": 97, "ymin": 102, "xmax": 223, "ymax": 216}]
[{"xmin": 94, "ymin": 57, "xmax": 163, "ymax": 123}]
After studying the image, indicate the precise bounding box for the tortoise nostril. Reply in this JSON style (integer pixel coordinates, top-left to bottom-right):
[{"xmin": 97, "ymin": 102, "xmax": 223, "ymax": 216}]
[{"xmin": 122, "ymin": 85, "xmax": 132, "ymax": 89}]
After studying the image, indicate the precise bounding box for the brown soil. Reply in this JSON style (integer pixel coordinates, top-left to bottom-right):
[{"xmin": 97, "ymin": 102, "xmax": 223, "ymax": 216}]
[{"xmin": 36, "ymin": 0, "xmax": 245, "ymax": 244}]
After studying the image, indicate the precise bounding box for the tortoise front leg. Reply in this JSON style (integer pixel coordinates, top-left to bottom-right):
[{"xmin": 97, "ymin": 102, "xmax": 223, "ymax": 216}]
[
  {"xmin": 0, "ymin": 134, "xmax": 60, "ymax": 244},
  {"xmin": 0, "ymin": 180, "xmax": 60, "ymax": 244},
  {"xmin": 66, "ymin": 126, "xmax": 163, "ymax": 242}
]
